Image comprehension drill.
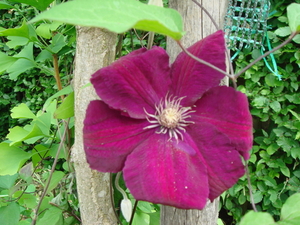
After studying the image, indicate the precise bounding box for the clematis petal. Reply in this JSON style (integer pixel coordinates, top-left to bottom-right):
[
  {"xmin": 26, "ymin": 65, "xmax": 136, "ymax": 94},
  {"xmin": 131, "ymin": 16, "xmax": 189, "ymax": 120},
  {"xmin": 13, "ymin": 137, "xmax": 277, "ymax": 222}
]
[
  {"xmin": 123, "ymin": 134, "xmax": 209, "ymax": 210},
  {"xmin": 170, "ymin": 30, "xmax": 226, "ymax": 106},
  {"xmin": 91, "ymin": 47, "xmax": 171, "ymax": 119},
  {"xmin": 83, "ymin": 100, "xmax": 152, "ymax": 172},
  {"xmin": 186, "ymin": 122, "xmax": 245, "ymax": 201},
  {"xmin": 193, "ymin": 86, "xmax": 253, "ymax": 159}
]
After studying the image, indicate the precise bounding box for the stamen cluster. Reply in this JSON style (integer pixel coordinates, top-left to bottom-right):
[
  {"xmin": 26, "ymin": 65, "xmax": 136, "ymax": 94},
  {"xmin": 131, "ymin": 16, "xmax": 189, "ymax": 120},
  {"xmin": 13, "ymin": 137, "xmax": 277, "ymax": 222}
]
[{"xmin": 144, "ymin": 96, "xmax": 195, "ymax": 141}]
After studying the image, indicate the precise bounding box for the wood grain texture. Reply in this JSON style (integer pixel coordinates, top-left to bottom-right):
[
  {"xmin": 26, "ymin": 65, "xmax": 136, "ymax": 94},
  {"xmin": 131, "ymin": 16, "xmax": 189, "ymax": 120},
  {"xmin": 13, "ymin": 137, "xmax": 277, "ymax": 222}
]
[
  {"xmin": 167, "ymin": 0, "xmax": 228, "ymax": 63},
  {"xmin": 72, "ymin": 27, "xmax": 117, "ymax": 225},
  {"xmin": 162, "ymin": 0, "xmax": 228, "ymax": 224}
]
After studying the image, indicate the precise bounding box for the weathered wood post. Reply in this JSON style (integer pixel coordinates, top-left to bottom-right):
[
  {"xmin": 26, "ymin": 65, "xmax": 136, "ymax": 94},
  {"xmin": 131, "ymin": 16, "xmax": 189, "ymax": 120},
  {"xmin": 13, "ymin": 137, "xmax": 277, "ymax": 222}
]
[
  {"xmin": 72, "ymin": 27, "xmax": 117, "ymax": 225},
  {"xmin": 161, "ymin": 1, "xmax": 228, "ymax": 224}
]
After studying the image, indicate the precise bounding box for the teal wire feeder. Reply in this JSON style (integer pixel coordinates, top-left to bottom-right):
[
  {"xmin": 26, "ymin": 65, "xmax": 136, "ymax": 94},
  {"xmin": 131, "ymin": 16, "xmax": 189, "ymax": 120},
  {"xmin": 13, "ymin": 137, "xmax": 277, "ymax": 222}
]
[
  {"xmin": 224, "ymin": 0, "xmax": 281, "ymax": 80},
  {"xmin": 224, "ymin": 0, "xmax": 270, "ymax": 50}
]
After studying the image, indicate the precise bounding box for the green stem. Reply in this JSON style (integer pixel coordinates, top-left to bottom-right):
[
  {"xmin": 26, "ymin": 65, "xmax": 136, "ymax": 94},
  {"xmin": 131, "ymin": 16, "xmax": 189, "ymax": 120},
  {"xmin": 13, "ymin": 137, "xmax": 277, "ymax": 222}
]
[{"xmin": 234, "ymin": 32, "xmax": 299, "ymax": 79}]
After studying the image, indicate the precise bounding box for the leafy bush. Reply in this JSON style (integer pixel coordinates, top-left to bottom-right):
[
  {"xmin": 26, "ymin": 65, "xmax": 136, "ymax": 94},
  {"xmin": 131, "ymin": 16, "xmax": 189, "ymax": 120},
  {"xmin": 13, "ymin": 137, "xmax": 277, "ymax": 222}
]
[{"xmin": 220, "ymin": 0, "xmax": 300, "ymax": 224}]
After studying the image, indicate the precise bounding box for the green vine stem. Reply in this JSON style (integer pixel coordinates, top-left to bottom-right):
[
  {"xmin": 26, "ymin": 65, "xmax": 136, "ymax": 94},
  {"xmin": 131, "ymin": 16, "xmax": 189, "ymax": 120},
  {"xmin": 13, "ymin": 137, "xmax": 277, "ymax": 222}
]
[{"xmin": 234, "ymin": 32, "xmax": 299, "ymax": 79}]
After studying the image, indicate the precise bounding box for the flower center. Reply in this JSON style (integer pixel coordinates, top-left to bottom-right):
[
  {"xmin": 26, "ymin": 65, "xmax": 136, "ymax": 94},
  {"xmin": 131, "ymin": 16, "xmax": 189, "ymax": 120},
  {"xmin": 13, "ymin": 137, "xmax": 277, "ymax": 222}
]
[
  {"xmin": 144, "ymin": 96, "xmax": 195, "ymax": 141},
  {"xmin": 159, "ymin": 108, "xmax": 181, "ymax": 129}
]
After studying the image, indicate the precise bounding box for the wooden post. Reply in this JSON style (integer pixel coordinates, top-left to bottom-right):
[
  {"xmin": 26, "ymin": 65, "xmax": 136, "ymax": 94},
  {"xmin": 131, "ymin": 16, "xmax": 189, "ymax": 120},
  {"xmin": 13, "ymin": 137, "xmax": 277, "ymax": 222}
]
[
  {"xmin": 72, "ymin": 27, "xmax": 117, "ymax": 225},
  {"xmin": 161, "ymin": 0, "xmax": 228, "ymax": 224}
]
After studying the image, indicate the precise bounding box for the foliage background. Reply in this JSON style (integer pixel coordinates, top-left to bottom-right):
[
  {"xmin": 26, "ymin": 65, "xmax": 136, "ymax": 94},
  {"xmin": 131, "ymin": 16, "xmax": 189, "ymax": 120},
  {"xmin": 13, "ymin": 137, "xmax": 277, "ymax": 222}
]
[
  {"xmin": 219, "ymin": 0, "xmax": 300, "ymax": 224},
  {"xmin": 0, "ymin": 0, "xmax": 299, "ymax": 224}
]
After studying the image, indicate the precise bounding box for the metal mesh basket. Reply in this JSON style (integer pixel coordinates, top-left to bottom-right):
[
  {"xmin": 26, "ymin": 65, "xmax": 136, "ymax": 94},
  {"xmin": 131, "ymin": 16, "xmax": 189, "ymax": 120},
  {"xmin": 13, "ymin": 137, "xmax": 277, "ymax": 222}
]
[{"xmin": 224, "ymin": 0, "xmax": 270, "ymax": 50}]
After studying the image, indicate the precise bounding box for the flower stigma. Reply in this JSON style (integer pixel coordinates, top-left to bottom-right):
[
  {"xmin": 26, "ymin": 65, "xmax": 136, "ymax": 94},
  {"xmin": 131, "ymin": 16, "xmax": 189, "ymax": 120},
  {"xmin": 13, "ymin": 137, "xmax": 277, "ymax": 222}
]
[{"xmin": 144, "ymin": 95, "xmax": 195, "ymax": 141}]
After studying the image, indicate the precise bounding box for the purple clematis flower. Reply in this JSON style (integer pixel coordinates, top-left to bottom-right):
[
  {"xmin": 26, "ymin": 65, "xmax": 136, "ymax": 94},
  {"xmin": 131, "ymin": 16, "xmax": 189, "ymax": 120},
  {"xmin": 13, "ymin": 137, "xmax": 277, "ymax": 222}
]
[{"xmin": 83, "ymin": 30, "xmax": 253, "ymax": 210}]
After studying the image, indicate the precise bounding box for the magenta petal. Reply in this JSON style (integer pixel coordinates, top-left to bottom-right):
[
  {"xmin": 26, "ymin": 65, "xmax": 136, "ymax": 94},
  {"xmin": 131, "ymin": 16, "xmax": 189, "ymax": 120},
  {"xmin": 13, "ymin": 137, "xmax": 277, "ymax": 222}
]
[
  {"xmin": 193, "ymin": 86, "xmax": 253, "ymax": 159},
  {"xmin": 170, "ymin": 30, "xmax": 226, "ymax": 106},
  {"xmin": 91, "ymin": 47, "xmax": 171, "ymax": 119},
  {"xmin": 123, "ymin": 134, "xmax": 209, "ymax": 210},
  {"xmin": 83, "ymin": 100, "xmax": 152, "ymax": 172},
  {"xmin": 186, "ymin": 122, "xmax": 245, "ymax": 201}
]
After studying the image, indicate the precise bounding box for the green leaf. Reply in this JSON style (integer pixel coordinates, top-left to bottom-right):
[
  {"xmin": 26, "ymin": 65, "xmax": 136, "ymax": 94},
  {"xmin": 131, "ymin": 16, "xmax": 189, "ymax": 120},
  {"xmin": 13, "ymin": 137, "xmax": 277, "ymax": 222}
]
[
  {"xmin": 0, "ymin": 174, "xmax": 19, "ymax": 189},
  {"xmin": 36, "ymin": 23, "xmax": 52, "ymax": 39},
  {"xmin": 6, "ymin": 124, "xmax": 44, "ymax": 145},
  {"xmin": 287, "ymin": 3, "xmax": 300, "ymax": 32},
  {"xmin": 270, "ymin": 101, "xmax": 281, "ymax": 112},
  {"xmin": 36, "ymin": 206, "xmax": 63, "ymax": 225},
  {"xmin": 253, "ymin": 191, "xmax": 263, "ymax": 203},
  {"xmin": 0, "ymin": 143, "xmax": 31, "ymax": 175},
  {"xmin": 0, "ymin": 202, "xmax": 20, "ymax": 225},
  {"xmin": 132, "ymin": 211, "xmax": 150, "ymax": 225},
  {"xmin": 137, "ymin": 201, "xmax": 154, "ymax": 213},
  {"xmin": 217, "ymin": 219, "xmax": 225, "ymax": 225},
  {"xmin": 293, "ymin": 34, "xmax": 300, "ymax": 44},
  {"xmin": 36, "ymin": 49, "xmax": 53, "ymax": 62},
  {"xmin": 14, "ymin": 191, "xmax": 37, "ymax": 208},
  {"xmin": 281, "ymin": 193, "xmax": 300, "ymax": 221},
  {"xmin": 30, "ymin": 0, "xmax": 184, "ymax": 40},
  {"xmin": 291, "ymin": 147, "xmax": 300, "ymax": 158},
  {"xmin": 46, "ymin": 171, "xmax": 65, "ymax": 194},
  {"xmin": 275, "ymin": 26, "xmax": 291, "ymax": 37},
  {"xmin": 149, "ymin": 211, "xmax": 160, "ymax": 225},
  {"xmin": 48, "ymin": 33, "xmax": 66, "ymax": 53},
  {"xmin": 14, "ymin": 42, "xmax": 34, "ymax": 61},
  {"xmin": 11, "ymin": 103, "xmax": 36, "ymax": 119},
  {"xmin": 240, "ymin": 211, "xmax": 276, "ymax": 225},
  {"xmin": 0, "ymin": 20, "xmax": 29, "ymax": 38},
  {"xmin": 43, "ymin": 85, "xmax": 73, "ymax": 110},
  {"xmin": 280, "ymin": 166, "xmax": 290, "ymax": 177},
  {"xmin": 7, "ymin": 58, "xmax": 35, "ymax": 80},
  {"xmin": 6, "ymin": 36, "xmax": 29, "ymax": 48},
  {"xmin": 18, "ymin": 220, "xmax": 31, "ymax": 225},
  {"xmin": 48, "ymin": 144, "xmax": 66, "ymax": 159},
  {"xmin": 0, "ymin": 52, "xmax": 17, "ymax": 73},
  {"xmin": 253, "ymin": 96, "xmax": 268, "ymax": 107},
  {"xmin": 9, "ymin": 0, "xmax": 54, "ymax": 11},
  {"xmin": 54, "ymin": 92, "xmax": 74, "ymax": 119},
  {"xmin": 0, "ymin": 2, "xmax": 14, "ymax": 9}
]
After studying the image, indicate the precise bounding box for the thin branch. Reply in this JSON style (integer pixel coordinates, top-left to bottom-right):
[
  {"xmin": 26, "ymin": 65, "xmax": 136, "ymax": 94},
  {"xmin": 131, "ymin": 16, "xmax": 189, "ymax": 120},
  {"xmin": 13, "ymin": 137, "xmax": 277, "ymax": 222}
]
[
  {"xmin": 31, "ymin": 124, "xmax": 68, "ymax": 225},
  {"xmin": 234, "ymin": 32, "xmax": 299, "ymax": 78},
  {"xmin": 245, "ymin": 163, "xmax": 257, "ymax": 212},
  {"xmin": 176, "ymin": 40, "xmax": 234, "ymax": 80},
  {"xmin": 49, "ymin": 202, "xmax": 81, "ymax": 222},
  {"xmin": 129, "ymin": 200, "xmax": 139, "ymax": 225}
]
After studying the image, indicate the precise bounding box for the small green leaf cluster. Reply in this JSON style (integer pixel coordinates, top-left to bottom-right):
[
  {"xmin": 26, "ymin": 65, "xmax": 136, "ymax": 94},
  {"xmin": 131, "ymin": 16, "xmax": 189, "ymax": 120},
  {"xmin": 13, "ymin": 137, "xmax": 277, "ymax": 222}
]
[
  {"xmin": 220, "ymin": 1, "xmax": 300, "ymax": 224},
  {"xmin": 0, "ymin": 88, "xmax": 78, "ymax": 224},
  {"xmin": 0, "ymin": 2, "xmax": 75, "ymax": 138},
  {"xmin": 0, "ymin": 1, "xmax": 78, "ymax": 224},
  {"xmin": 0, "ymin": 0, "xmax": 170, "ymax": 224},
  {"xmin": 239, "ymin": 193, "xmax": 300, "ymax": 225}
]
